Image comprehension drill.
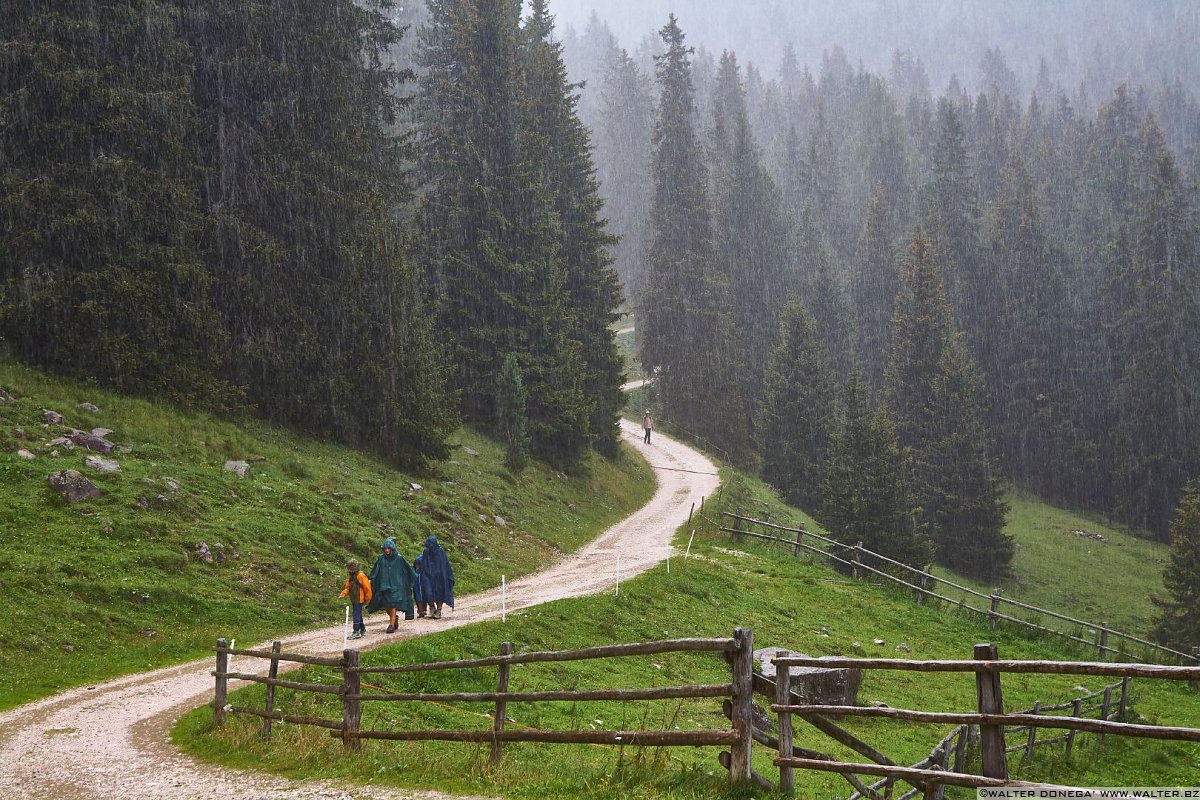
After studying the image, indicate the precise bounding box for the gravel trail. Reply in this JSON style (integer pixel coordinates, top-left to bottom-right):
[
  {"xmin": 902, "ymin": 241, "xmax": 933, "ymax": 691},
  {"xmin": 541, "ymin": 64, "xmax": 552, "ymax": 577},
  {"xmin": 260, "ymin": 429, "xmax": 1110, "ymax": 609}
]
[{"xmin": 0, "ymin": 419, "xmax": 718, "ymax": 799}]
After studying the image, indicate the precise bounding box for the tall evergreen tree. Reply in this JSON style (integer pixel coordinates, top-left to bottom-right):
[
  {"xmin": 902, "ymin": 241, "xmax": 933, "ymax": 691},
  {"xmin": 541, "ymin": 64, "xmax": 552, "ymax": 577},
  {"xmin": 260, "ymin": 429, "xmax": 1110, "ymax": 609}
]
[
  {"xmin": 885, "ymin": 230, "xmax": 1011, "ymax": 577},
  {"xmin": 1108, "ymin": 119, "xmax": 1200, "ymax": 539},
  {"xmin": 522, "ymin": 0, "xmax": 626, "ymax": 457},
  {"xmin": 417, "ymin": 0, "xmax": 587, "ymax": 465},
  {"xmin": 1151, "ymin": 483, "xmax": 1200, "ymax": 654},
  {"xmin": 852, "ymin": 184, "xmax": 900, "ymax": 392},
  {"xmin": 639, "ymin": 15, "xmax": 748, "ymax": 458},
  {"xmin": 181, "ymin": 0, "xmax": 454, "ymax": 466},
  {"xmin": 0, "ymin": 0, "xmax": 229, "ymax": 407},
  {"xmin": 821, "ymin": 370, "xmax": 931, "ymax": 570},
  {"xmin": 756, "ymin": 299, "xmax": 838, "ymax": 510}
]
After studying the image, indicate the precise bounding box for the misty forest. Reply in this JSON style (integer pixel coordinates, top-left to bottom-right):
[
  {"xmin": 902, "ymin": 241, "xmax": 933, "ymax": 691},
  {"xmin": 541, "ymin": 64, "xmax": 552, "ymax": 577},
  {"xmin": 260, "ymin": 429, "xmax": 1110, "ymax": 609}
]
[{"xmin": 3, "ymin": 0, "xmax": 1200, "ymax": 656}]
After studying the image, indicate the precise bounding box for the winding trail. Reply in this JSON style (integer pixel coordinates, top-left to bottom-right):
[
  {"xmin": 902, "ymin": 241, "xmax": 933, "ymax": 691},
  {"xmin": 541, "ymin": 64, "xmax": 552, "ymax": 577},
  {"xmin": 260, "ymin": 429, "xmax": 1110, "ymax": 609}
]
[{"xmin": 0, "ymin": 418, "xmax": 718, "ymax": 800}]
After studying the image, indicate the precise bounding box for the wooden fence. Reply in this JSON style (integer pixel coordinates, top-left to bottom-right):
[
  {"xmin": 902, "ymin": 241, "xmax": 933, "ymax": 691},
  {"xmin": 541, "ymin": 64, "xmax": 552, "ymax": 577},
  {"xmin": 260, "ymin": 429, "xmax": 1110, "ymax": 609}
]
[
  {"xmin": 717, "ymin": 511, "xmax": 1199, "ymax": 666},
  {"xmin": 769, "ymin": 645, "xmax": 1200, "ymax": 798},
  {"xmin": 211, "ymin": 630, "xmax": 757, "ymax": 782}
]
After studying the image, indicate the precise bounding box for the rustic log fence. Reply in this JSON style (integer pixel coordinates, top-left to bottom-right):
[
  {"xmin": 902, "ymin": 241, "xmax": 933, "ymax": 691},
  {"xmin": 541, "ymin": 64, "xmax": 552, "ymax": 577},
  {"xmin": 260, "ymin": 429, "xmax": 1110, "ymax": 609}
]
[
  {"xmin": 716, "ymin": 511, "xmax": 1199, "ymax": 666},
  {"xmin": 769, "ymin": 646, "xmax": 1200, "ymax": 797},
  {"xmin": 212, "ymin": 630, "xmax": 756, "ymax": 782}
]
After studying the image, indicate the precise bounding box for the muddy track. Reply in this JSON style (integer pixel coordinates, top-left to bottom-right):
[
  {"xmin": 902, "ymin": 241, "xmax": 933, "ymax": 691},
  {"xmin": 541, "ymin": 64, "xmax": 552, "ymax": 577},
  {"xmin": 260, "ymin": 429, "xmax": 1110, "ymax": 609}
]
[{"xmin": 0, "ymin": 419, "xmax": 719, "ymax": 799}]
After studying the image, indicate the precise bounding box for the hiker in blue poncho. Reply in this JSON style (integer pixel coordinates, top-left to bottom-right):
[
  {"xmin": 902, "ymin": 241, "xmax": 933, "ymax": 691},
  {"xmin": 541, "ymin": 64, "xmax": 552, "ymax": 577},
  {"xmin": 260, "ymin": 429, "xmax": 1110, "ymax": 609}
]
[
  {"xmin": 420, "ymin": 535, "xmax": 455, "ymax": 619},
  {"xmin": 367, "ymin": 537, "xmax": 417, "ymax": 633}
]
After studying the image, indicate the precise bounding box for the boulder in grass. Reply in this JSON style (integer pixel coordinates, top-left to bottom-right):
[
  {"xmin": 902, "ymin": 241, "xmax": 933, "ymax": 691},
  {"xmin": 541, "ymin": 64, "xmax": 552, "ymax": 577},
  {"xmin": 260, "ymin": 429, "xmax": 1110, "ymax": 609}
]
[
  {"xmin": 17, "ymin": 449, "xmax": 35, "ymax": 460},
  {"xmin": 67, "ymin": 432, "xmax": 114, "ymax": 454},
  {"xmin": 78, "ymin": 402, "xmax": 99, "ymax": 414},
  {"xmin": 755, "ymin": 647, "xmax": 861, "ymax": 706},
  {"xmin": 90, "ymin": 428, "xmax": 113, "ymax": 438},
  {"xmin": 48, "ymin": 470, "xmax": 105, "ymax": 503},
  {"xmin": 0, "ymin": 387, "xmax": 12, "ymax": 403},
  {"xmin": 224, "ymin": 460, "xmax": 250, "ymax": 478},
  {"xmin": 84, "ymin": 455, "xmax": 121, "ymax": 474},
  {"xmin": 43, "ymin": 409, "xmax": 65, "ymax": 425}
]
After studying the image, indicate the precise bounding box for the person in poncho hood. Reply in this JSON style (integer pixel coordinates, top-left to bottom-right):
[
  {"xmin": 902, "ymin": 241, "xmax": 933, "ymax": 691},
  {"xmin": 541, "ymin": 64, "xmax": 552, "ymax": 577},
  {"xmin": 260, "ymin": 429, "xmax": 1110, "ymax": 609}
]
[
  {"xmin": 420, "ymin": 535, "xmax": 455, "ymax": 619},
  {"xmin": 367, "ymin": 537, "xmax": 416, "ymax": 633}
]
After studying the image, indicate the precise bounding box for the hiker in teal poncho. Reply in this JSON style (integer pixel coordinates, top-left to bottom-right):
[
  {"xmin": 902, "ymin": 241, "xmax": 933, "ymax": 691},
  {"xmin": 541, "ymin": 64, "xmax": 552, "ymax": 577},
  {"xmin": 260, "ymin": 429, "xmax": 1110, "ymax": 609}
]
[{"xmin": 367, "ymin": 537, "xmax": 417, "ymax": 633}]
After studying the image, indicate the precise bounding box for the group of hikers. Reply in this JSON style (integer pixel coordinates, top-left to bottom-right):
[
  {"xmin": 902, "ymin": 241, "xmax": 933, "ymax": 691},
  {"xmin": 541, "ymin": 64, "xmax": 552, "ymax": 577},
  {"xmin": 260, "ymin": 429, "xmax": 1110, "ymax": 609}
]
[{"xmin": 339, "ymin": 535, "xmax": 455, "ymax": 639}]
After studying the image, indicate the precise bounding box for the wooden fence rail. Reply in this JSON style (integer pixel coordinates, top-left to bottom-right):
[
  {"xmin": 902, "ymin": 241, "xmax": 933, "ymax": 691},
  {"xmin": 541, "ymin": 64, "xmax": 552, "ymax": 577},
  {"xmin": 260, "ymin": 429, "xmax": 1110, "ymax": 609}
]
[
  {"xmin": 212, "ymin": 631, "xmax": 754, "ymax": 781},
  {"xmin": 769, "ymin": 644, "xmax": 1200, "ymax": 797},
  {"xmin": 718, "ymin": 512, "xmax": 1199, "ymax": 665}
]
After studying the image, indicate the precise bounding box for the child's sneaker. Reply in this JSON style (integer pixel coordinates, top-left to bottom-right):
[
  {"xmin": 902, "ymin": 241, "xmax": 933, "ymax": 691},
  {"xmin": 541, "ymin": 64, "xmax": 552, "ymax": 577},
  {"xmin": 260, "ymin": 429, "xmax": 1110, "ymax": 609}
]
[{"xmin": 349, "ymin": 630, "xmax": 363, "ymax": 640}]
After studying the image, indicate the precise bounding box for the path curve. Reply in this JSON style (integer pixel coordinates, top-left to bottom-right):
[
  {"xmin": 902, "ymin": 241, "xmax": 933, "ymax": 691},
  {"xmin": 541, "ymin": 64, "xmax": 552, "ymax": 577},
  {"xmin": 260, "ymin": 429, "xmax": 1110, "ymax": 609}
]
[{"xmin": 0, "ymin": 419, "xmax": 718, "ymax": 800}]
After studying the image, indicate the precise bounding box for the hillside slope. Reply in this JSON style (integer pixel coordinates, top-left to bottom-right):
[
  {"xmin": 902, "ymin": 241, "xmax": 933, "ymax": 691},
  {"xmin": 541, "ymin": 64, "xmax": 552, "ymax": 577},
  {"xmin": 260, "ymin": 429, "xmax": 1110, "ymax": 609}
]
[{"xmin": 0, "ymin": 361, "xmax": 654, "ymax": 710}]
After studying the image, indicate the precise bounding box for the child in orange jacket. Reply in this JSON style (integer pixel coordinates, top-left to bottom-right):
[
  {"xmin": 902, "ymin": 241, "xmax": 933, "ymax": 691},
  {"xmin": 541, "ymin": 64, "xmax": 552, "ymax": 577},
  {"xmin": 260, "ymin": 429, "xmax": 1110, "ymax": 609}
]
[{"xmin": 340, "ymin": 560, "xmax": 373, "ymax": 639}]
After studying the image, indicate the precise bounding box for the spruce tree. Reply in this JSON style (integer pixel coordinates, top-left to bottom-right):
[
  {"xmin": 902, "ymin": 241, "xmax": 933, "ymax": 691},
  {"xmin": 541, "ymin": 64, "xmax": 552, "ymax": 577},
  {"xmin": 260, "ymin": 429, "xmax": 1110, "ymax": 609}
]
[
  {"xmin": 885, "ymin": 230, "xmax": 1011, "ymax": 578},
  {"xmin": 821, "ymin": 371, "xmax": 931, "ymax": 570},
  {"xmin": 0, "ymin": 0, "xmax": 230, "ymax": 407},
  {"xmin": 1151, "ymin": 483, "xmax": 1200, "ymax": 654},
  {"xmin": 496, "ymin": 353, "xmax": 530, "ymax": 471},
  {"xmin": 417, "ymin": 0, "xmax": 587, "ymax": 465},
  {"xmin": 756, "ymin": 299, "xmax": 838, "ymax": 510},
  {"xmin": 639, "ymin": 15, "xmax": 747, "ymax": 458},
  {"xmin": 181, "ymin": 0, "xmax": 454, "ymax": 466},
  {"xmin": 1109, "ymin": 119, "xmax": 1200, "ymax": 539},
  {"xmin": 522, "ymin": 0, "xmax": 626, "ymax": 457},
  {"xmin": 853, "ymin": 184, "xmax": 900, "ymax": 393}
]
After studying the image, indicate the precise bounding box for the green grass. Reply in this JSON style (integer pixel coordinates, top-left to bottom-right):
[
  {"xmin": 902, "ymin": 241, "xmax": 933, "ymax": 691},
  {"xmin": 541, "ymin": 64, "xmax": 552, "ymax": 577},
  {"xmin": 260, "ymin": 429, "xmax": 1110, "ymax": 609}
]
[
  {"xmin": 174, "ymin": 469, "xmax": 1200, "ymax": 798},
  {"xmin": 927, "ymin": 492, "xmax": 1170, "ymax": 640},
  {"xmin": 0, "ymin": 361, "xmax": 654, "ymax": 711}
]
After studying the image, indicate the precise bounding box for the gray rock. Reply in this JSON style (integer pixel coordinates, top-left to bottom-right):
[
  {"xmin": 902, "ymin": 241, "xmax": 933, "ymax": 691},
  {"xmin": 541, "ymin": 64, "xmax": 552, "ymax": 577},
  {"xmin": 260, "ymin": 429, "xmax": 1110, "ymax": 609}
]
[
  {"xmin": 409, "ymin": 482, "xmax": 423, "ymax": 493},
  {"xmin": 0, "ymin": 387, "xmax": 12, "ymax": 402},
  {"xmin": 118, "ymin": 444, "xmax": 133, "ymax": 454},
  {"xmin": 751, "ymin": 702, "xmax": 774, "ymax": 733},
  {"xmin": 755, "ymin": 647, "xmax": 862, "ymax": 706},
  {"xmin": 895, "ymin": 643, "xmax": 912, "ymax": 653},
  {"xmin": 464, "ymin": 447, "xmax": 480, "ymax": 457},
  {"xmin": 873, "ymin": 639, "xmax": 885, "ymax": 646},
  {"xmin": 78, "ymin": 402, "xmax": 99, "ymax": 413},
  {"xmin": 67, "ymin": 432, "xmax": 114, "ymax": 454},
  {"xmin": 196, "ymin": 543, "xmax": 214, "ymax": 564},
  {"xmin": 450, "ymin": 510, "xmax": 463, "ymax": 522},
  {"xmin": 90, "ymin": 427, "xmax": 113, "ymax": 438},
  {"xmin": 17, "ymin": 449, "xmax": 35, "ymax": 460},
  {"xmin": 43, "ymin": 409, "xmax": 65, "ymax": 425},
  {"xmin": 84, "ymin": 455, "xmax": 121, "ymax": 473},
  {"xmin": 48, "ymin": 470, "xmax": 105, "ymax": 503},
  {"xmin": 47, "ymin": 437, "xmax": 74, "ymax": 449},
  {"xmin": 494, "ymin": 515, "xmax": 508, "ymax": 527},
  {"xmin": 224, "ymin": 460, "xmax": 250, "ymax": 477}
]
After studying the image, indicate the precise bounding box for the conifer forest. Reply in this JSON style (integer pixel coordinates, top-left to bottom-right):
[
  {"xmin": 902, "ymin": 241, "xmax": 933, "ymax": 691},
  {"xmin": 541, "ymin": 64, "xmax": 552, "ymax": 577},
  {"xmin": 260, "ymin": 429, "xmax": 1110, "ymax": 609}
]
[{"xmin": 3, "ymin": 0, "xmax": 1200, "ymax": 588}]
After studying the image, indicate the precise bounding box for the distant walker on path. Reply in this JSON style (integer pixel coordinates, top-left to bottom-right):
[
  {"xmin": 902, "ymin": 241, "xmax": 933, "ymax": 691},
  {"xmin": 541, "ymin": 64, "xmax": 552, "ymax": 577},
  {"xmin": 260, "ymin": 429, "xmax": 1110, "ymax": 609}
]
[
  {"xmin": 420, "ymin": 535, "xmax": 455, "ymax": 619},
  {"xmin": 642, "ymin": 410, "xmax": 653, "ymax": 444}
]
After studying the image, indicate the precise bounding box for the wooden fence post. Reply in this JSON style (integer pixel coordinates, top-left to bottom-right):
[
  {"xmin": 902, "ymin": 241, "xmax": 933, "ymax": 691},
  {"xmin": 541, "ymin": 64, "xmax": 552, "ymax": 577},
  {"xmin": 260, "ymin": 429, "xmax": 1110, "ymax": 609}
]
[
  {"xmin": 952, "ymin": 726, "xmax": 966, "ymax": 772},
  {"xmin": 1099, "ymin": 685, "xmax": 1113, "ymax": 740},
  {"xmin": 988, "ymin": 593, "xmax": 1001, "ymax": 630},
  {"xmin": 776, "ymin": 649, "xmax": 794, "ymax": 794},
  {"xmin": 687, "ymin": 503, "xmax": 694, "ymax": 529},
  {"xmin": 262, "ymin": 640, "xmax": 281, "ymax": 740},
  {"xmin": 1065, "ymin": 698, "xmax": 1082, "ymax": 758},
  {"xmin": 1023, "ymin": 700, "xmax": 1040, "ymax": 762},
  {"xmin": 733, "ymin": 508, "xmax": 742, "ymax": 543},
  {"xmin": 851, "ymin": 542, "xmax": 862, "ymax": 580},
  {"xmin": 916, "ymin": 574, "xmax": 929, "ymax": 605},
  {"xmin": 729, "ymin": 627, "xmax": 754, "ymax": 784},
  {"xmin": 974, "ymin": 643, "xmax": 1008, "ymax": 780},
  {"xmin": 1098, "ymin": 624, "xmax": 1110, "ymax": 659},
  {"xmin": 213, "ymin": 638, "xmax": 228, "ymax": 728},
  {"xmin": 491, "ymin": 641, "xmax": 513, "ymax": 765},
  {"xmin": 793, "ymin": 526, "xmax": 803, "ymax": 558},
  {"xmin": 1117, "ymin": 676, "xmax": 1130, "ymax": 722},
  {"xmin": 342, "ymin": 649, "xmax": 361, "ymax": 750}
]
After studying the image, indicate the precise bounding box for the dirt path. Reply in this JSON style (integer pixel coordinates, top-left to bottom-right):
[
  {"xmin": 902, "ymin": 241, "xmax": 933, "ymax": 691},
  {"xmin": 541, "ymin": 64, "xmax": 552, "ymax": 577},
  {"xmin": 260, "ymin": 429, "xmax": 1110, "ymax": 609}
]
[{"xmin": 0, "ymin": 419, "xmax": 719, "ymax": 800}]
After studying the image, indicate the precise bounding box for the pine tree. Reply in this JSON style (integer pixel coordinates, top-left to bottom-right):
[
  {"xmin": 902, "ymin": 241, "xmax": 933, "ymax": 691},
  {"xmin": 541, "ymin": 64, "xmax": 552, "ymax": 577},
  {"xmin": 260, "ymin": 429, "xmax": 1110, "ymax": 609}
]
[
  {"xmin": 496, "ymin": 353, "xmax": 530, "ymax": 470},
  {"xmin": 852, "ymin": 184, "xmax": 900, "ymax": 393},
  {"xmin": 1108, "ymin": 118, "xmax": 1200, "ymax": 539},
  {"xmin": 1151, "ymin": 483, "xmax": 1200, "ymax": 654},
  {"xmin": 181, "ymin": 0, "xmax": 454, "ymax": 466},
  {"xmin": 522, "ymin": 0, "xmax": 626, "ymax": 457},
  {"xmin": 756, "ymin": 299, "xmax": 838, "ymax": 510},
  {"xmin": 921, "ymin": 98, "xmax": 981, "ymax": 319},
  {"xmin": 821, "ymin": 371, "xmax": 931, "ymax": 570},
  {"xmin": 417, "ymin": 0, "xmax": 587, "ymax": 465},
  {"xmin": 885, "ymin": 230, "xmax": 1011, "ymax": 578},
  {"xmin": 639, "ymin": 15, "xmax": 747, "ymax": 458},
  {"xmin": 0, "ymin": 0, "xmax": 230, "ymax": 407}
]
